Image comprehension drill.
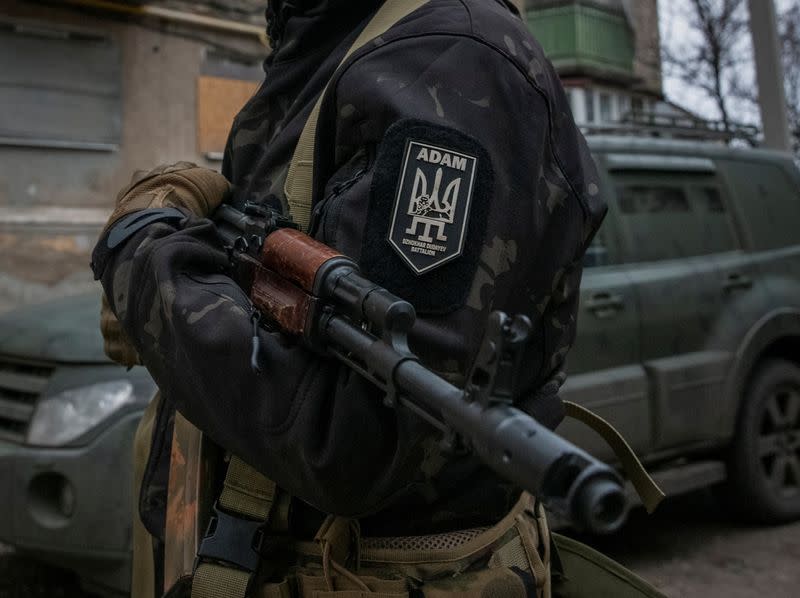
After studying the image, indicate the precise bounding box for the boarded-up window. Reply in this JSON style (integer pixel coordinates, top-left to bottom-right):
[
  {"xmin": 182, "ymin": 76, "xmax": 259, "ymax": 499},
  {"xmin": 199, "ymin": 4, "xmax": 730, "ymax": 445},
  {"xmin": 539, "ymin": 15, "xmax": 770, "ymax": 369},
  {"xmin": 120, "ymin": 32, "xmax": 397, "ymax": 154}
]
[
  {"xmin": 0, "ymin": 19, "xmax": 121, "ymax": 150},
  {"xmin": 197, "ymin": 53, "xmax": 263, "ymax": 159}
]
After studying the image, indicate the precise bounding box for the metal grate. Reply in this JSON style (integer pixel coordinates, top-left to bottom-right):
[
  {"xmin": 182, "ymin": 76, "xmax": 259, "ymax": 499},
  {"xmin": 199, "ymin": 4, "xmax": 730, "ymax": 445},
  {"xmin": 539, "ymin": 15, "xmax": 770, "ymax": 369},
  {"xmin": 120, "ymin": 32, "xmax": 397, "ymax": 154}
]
[
  {"xmin": 0, "ymin": 358, "xmax": 53, "ymax": 443},
  {"xmin": 583, "ymin": 110, "xmax": 760, "ymax": 145},
  {"xmin": 361, "ymin": 526, "xmax": 491, "ymax": 552}
]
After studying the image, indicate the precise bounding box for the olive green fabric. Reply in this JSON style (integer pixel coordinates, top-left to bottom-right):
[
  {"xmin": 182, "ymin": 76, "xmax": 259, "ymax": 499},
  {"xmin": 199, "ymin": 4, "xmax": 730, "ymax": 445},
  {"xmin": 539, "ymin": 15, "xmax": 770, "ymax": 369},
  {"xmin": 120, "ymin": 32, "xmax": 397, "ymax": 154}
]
[
  {"xmin": 274, "ymin": 494, "xmax": 552, "ymax": 598},
  {"xmin": 283, "ymin": 0, "xmax": 430, "ymax": 231},
  {"xmin": 219, "ymin": 456, "xmax": 277, "ymax": 521},
  {"xmin": 550, "ymin": 533, "xmax": 667, "ymax": 598},
  {"xmin": 132, "ymin": 393, "xmax": 162, "ymax": 598},
  {"xmin": 193, "ymin": 564, "xmax": 250, "ymax": 598},
  {"xmin": 191, "ymin": 457, "xmax": 278, "ymax": 598},
  {"xmin": 563, "ymin": 401, "xmax": 665, "ymax": 513}
]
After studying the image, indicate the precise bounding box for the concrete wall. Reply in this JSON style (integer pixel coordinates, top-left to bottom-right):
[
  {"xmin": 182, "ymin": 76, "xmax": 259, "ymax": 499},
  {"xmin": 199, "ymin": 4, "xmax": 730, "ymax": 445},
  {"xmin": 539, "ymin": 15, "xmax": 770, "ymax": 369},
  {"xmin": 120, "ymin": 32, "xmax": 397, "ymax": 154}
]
[
  {"xmin": 624, "ymin": 0, "xmax": 662, "ymax": 97},
  {"xmin": 0, "ymin": 1, "xmax": 266, "ymax": 312},
  {"xmin": 1, "ymin": 1, "xmax": 265, "ymax": 210}
]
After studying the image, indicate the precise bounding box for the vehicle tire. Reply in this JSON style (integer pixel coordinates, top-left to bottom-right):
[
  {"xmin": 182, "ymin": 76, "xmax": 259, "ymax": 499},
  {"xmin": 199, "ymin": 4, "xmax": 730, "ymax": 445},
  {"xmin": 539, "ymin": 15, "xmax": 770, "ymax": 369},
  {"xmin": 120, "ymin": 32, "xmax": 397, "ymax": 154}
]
[{"xmin": 727, "ymin": 359, "xmax": 800, "ymax": 523}]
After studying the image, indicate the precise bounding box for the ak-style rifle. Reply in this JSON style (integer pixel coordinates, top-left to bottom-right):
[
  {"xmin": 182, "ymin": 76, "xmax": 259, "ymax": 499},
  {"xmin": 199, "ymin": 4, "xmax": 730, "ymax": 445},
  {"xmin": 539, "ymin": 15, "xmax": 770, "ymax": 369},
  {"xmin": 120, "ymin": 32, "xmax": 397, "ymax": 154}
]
[{"xmin": 213, "ymin": 201, "xmax": 627, "ymax": 534}]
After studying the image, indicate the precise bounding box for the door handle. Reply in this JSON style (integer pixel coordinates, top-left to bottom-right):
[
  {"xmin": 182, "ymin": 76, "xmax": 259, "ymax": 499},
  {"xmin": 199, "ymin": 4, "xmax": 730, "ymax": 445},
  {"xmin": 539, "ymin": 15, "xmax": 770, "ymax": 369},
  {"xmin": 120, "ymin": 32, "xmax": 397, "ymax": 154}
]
[
  {"xmin": 723, "ymin": 272, "xmax": 753, "ymax": 292},
  {"xmin": 585, "ymin": 292, "xmax": 625, "ymax": 318}
]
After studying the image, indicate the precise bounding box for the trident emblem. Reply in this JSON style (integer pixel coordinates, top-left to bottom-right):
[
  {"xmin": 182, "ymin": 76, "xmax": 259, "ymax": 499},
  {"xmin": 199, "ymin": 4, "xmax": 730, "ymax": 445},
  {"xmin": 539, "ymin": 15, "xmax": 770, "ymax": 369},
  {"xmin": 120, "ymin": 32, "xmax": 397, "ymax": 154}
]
[{"xmin": 405, "ymin": 167, "xmax": 461, "ymax": 243}]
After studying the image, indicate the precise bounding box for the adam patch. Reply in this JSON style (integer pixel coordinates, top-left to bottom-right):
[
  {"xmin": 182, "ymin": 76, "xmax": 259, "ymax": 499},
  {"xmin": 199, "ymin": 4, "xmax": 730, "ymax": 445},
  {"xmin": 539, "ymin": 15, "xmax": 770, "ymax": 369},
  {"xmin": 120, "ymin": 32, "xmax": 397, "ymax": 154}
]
[
  {"xmin": 388, "ymin": 141, "xmax": 478, "ymax": 274},
  {"xmin": 362, "ymin": 120, "xmax": 492, "ymax": 314}
]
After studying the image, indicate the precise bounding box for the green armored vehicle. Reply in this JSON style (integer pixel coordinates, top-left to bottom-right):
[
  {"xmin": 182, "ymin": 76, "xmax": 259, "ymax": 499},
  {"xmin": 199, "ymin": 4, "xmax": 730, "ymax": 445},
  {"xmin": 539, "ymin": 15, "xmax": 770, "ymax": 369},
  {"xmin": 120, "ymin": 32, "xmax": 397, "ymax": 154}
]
[
  {"xmin": 0, "ymin": 136, "xmax": 799, "ymax": 594},
  {"xmin": 560, "ymin": 137, "xmax": 800, "ymax": 523}
]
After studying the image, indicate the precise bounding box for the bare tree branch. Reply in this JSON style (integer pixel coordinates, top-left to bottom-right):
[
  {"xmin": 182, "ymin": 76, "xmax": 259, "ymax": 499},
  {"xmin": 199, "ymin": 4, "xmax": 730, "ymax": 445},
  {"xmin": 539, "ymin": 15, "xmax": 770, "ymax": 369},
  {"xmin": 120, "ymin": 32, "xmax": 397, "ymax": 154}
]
[
  {"xmin": 780, "ymin": 0, "xmax": 800, "ymax": 155},
  {"xmin": 661, "ymin": 0, "xmax": 753, "ymax": 136}
]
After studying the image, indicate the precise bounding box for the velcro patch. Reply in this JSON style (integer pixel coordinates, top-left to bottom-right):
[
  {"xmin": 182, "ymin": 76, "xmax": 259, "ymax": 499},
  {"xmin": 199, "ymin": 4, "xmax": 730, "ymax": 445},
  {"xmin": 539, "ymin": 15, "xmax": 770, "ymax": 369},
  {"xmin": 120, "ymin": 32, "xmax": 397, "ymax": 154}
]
[
  {"xmin": 388, "ymin": 141, "xmax": 478, "ymax": 274},
  {"xmin": 362, "ymin": 120, "xmax": 492, "ymax": 314}
]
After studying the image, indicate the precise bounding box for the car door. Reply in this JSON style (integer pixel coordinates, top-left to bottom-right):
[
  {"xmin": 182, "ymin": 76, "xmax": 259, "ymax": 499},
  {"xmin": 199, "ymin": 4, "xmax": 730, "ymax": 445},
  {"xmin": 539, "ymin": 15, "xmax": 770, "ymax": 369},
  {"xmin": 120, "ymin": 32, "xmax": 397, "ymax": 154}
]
[
  {"xmin": 608, "ymin": 158, "xmax": 736, "ymax": 451},
  {"xmin": 557, "ymin": 156, "xmax": 651, "ymax": 462}
]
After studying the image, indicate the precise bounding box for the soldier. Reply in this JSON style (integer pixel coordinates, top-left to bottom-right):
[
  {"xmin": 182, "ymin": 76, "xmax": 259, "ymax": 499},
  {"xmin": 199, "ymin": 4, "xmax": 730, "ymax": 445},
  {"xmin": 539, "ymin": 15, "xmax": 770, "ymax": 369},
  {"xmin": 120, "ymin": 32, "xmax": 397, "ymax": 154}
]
[{"xmin": 92, "ymin": 1, "xmax": 666, "ymax": 597}]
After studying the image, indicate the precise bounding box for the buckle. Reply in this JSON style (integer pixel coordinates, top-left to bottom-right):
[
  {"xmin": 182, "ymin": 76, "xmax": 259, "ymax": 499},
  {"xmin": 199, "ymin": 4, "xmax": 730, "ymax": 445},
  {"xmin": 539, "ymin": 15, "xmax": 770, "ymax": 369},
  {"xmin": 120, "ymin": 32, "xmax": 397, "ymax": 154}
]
[{"xmin": 195, "ymin": 504, "xmax": 265, "ymax": 573}]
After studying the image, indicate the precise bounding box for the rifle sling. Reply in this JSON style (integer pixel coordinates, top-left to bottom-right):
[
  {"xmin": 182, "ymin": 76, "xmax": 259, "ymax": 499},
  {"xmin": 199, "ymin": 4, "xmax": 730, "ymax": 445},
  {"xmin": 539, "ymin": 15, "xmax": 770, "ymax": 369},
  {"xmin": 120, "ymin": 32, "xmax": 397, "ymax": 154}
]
[
  {"xmin": 191, "ymin": 456, "xmax": 277, "ymax": 598},
  {"xmin": 284, "ymin": 0, "xmax": 431, "ymax": 231},
  {"xmin": 563, "ymin": 401, "xmax": 665, "ymax": 514}
]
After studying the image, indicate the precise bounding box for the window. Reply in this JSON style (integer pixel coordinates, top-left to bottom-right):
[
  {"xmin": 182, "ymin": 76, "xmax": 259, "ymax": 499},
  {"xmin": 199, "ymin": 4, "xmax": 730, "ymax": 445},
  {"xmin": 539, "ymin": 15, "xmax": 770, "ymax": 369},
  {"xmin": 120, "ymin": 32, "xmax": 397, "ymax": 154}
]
[
  {"xmin": 614, "ymin": 178, "xmax": 738, "ymax": 263},
  {"xmin": 690, "ymin": 187, "xmax": 738, "ymax": 255},
  {"xmin": 599, "ymin": 93, "xmax": 612, "ymax": 123},
  {"xmin": 720, "ymin": 160, "xmax": 800, "ymax": 250},
  {"xmin": 618, "ymin": 186, "xmax": 690, "ymax": 214},
  {"xmin": 631, "ymin": 97, "xmax": 644, "ymax": 115},
  {"xmin": 585, "ymin": 89, "xmax": 596, "ymax": 123},
  {"xmin": 0, "ymin": 19, "xmax": 120, "ymax": 150},
  {"xmin": 701, "ymin": 188, "xmax": 725, "ymax": 213},
  {"xmin": 618, "ymin": 94, "xmax": 631, "ymax": 119},
  {"xmin": 197, "ymin": 52, "xmax": 263, "ymax": 160},
  {"xmin": 565, "ymin": 89, "xmax": 576, "ymax": 115},
  {"xmin": 584, "ymin": 225, "xmax": 611, "ymax": 268}
]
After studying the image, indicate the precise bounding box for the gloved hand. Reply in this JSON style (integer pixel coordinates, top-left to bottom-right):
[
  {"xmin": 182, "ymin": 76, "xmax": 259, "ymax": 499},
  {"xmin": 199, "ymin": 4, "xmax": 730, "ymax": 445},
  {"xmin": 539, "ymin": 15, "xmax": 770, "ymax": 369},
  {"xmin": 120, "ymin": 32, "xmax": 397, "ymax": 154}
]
[
  {"xmin": 100, "ymin": 162, "xmax": 230, "ymax": 366},
  {"xmin": 105, "ymin": 161, "xmax": 230, "ymax": 230}
]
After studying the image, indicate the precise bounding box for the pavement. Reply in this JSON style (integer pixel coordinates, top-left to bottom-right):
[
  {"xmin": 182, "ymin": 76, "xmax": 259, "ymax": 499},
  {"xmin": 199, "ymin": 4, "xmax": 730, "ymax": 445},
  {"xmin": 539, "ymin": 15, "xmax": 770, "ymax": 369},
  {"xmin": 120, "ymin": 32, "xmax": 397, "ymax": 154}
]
[{"xmin": 577, "ymin": 489, "xmax": 800, "ymax": 597}]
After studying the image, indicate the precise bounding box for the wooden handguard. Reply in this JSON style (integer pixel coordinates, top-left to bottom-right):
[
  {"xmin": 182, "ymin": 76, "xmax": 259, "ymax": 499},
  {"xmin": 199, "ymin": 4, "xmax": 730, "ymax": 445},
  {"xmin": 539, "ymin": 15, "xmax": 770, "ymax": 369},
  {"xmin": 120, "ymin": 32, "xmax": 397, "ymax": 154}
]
[
  {"xmin": 250, "ymin": 228, "xmax": 351, "ymax": 337},
  {"xmin": 262, "ymin": 228, "xmax": 342, "ymax": 292}
]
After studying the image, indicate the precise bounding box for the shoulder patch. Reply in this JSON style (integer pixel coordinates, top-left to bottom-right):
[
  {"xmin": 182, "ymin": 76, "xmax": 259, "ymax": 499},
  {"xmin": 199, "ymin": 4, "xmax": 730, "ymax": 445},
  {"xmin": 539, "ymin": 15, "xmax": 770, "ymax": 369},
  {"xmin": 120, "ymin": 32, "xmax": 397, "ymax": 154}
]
[
  {"xmin": 389, "ymin": 140, "xmax": 478, "ymax": 274},
  {"xmin": 361, "ymin": 120, "xmax": 493, "ymax": 315}
]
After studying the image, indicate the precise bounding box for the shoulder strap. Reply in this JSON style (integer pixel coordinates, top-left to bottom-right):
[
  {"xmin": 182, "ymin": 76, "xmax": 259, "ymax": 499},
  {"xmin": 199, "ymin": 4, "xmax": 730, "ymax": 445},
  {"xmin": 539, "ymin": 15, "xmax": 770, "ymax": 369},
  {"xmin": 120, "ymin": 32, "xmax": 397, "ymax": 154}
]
[
  {"xmin": 191, "ymin": 456, "xmax": 278, "ymax": 598},
  {"xmin": 284, "ymin": 0, "xmax": 430, "ymax": 231},
  {"xmin": 189, "ymin": 5, "xmax": 432, "ymax": 597},
  {"xmin": 563, "ymin": 401, "xmax": 665, "ymax": 514}
]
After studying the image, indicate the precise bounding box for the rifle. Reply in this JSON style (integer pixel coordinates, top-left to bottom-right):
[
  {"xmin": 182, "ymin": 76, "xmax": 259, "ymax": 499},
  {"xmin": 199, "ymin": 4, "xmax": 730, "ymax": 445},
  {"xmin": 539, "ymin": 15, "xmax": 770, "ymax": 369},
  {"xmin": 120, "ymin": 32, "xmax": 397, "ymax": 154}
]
[
  {"xmin": 213, "ymin": 202, "xmax": 627, "ymax": 534},
  {"xmin": 162, "ymin": 201, "xmax": 628, "ymax": 590}
]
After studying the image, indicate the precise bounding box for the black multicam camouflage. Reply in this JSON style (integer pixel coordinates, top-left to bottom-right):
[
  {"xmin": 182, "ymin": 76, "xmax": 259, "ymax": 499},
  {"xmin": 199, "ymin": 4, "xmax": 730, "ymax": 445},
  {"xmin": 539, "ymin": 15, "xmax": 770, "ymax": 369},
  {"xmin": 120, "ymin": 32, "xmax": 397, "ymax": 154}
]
[{"xmin": 93, "ymin": 0, "xmax": 604, "ymax": 547}]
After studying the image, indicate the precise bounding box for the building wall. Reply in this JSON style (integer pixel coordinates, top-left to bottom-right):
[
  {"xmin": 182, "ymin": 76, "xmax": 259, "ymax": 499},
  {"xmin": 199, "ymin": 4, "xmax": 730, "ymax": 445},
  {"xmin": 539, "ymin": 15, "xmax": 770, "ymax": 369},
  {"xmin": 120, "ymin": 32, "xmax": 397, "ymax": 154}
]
[
  {"xmin": 0, "ymin": 1, "xmax": 266, "ymax": 210},
  {"xmin": 525, "ymin": 0, "xmax": 662, "ymax": 97},
  {"xmin": 624, "ymin": 0, "xmax": 662, "ymax": 96},
  {"xmin": 0, "ymin": 0, "xmax": 266, "ymax": 312}
]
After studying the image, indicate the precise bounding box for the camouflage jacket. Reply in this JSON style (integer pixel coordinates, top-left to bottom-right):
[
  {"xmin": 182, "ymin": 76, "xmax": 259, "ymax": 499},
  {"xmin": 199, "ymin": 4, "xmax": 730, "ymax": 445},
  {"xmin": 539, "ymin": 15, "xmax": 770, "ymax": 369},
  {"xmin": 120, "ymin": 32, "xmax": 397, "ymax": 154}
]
[{"xmin": 92, "ymin": 0, "xmax": 605, "ymax": 541}]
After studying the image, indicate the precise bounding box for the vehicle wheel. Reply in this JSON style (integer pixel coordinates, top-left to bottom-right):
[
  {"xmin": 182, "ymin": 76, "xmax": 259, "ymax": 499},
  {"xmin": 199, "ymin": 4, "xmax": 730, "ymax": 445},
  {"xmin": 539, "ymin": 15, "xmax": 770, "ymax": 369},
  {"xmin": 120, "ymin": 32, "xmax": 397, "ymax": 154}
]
[{"xmin": 727, "ymin": 359, "xmax": 800, "ymax": 523}]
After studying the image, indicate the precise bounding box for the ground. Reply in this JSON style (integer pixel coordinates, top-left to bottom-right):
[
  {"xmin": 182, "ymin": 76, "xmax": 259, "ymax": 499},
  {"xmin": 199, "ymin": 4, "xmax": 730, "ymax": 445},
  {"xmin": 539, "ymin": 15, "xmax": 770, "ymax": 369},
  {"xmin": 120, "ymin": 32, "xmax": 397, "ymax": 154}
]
[
  {"xmin": 1, "ymin": 490, "xmax": 799, "ymax": 597},
  {"xmin": 578, "ymin": 490, "xmax": 800, "ymax": 597}
]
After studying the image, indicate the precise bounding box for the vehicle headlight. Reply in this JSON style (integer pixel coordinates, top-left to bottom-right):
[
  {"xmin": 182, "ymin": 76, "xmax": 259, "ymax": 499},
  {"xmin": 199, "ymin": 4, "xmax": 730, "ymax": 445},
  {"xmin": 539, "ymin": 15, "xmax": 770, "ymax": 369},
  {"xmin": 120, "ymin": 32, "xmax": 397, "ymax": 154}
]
[{"xmin": 27, "ymin": 380, "xmax": 136, "ymax": 446}]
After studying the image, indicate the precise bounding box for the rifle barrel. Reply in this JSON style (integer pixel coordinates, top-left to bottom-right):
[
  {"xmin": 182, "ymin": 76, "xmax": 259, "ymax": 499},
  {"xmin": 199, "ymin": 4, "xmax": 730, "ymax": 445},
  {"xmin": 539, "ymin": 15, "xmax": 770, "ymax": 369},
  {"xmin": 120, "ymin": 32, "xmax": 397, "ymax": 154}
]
[
  {"xmin": 212, "ymin": 203, "xmax": 628, "ymax": 534},
  {"xmin": 323, "ymin": 314, "xmax": 626, "ymax": 534}
]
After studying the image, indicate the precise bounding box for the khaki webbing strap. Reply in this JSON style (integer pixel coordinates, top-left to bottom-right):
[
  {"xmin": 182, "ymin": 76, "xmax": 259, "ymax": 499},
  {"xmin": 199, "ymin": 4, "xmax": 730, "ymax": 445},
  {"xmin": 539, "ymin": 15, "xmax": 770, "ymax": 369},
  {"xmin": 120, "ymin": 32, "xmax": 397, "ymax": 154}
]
[
  {"xmin": 191, "ymin": 456, "xmax": 277, "ymax": 598},
  {"xmin": 219, "ymin": 455, "xmax": 277, "ymax": 520},
  {"xmin": 563, "ymin": 401, "xmax": 665, "ymax": 513},
  {"xmin": 192, "ymin": 563, "xmax": 250, "ymax": 598},
  {"xmin": 284, "ymin": 0, "xmax": 430, "ymax": 231}
]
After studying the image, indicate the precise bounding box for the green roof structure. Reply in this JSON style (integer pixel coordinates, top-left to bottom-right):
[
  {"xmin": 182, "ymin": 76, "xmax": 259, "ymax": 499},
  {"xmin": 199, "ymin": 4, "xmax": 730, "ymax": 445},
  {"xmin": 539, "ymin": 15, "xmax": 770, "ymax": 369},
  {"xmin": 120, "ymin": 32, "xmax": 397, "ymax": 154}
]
[{"xmin": 526, "ymin": 0, "xmax": 637, "ymax": 84}]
